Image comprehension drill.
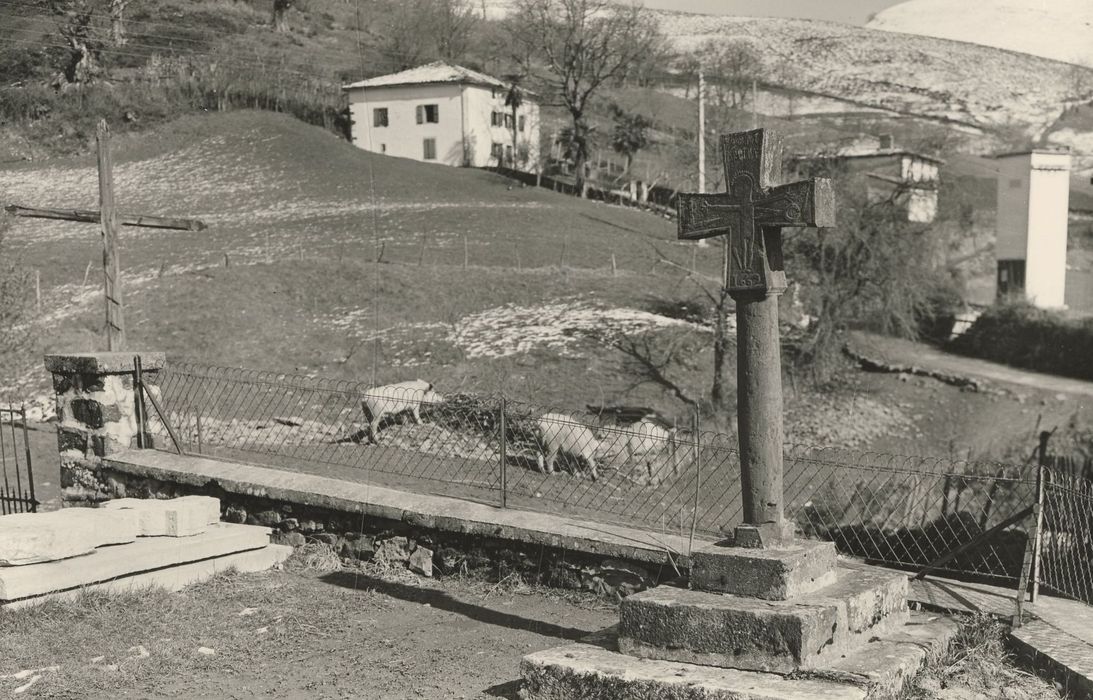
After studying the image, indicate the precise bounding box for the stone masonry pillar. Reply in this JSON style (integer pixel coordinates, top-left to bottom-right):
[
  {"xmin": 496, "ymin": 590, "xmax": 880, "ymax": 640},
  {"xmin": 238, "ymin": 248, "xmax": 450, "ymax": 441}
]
[{"xmin": 46, "ymin": 352, "xmax": 165, "ymax": 506}]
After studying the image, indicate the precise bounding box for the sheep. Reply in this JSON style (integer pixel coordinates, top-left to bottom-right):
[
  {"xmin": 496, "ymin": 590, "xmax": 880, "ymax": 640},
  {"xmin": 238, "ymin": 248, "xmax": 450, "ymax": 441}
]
[
  {"xmin": 361, "ymin": 379, "xmax": 443, "ymax": 444},
  {"xmin": 623, "ymin": 418, "xmax": 678, "ymax": 486},
  {"xmin": 536, "ymin": 412, "xmax": 600, "ymax": 481}
]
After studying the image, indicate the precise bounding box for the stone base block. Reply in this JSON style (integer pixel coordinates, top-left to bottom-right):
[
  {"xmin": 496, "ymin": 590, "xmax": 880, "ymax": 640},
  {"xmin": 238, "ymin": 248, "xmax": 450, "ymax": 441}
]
[
  {"xmin": 691, "ymin": 539, "xmax": 837, "ymax": 600},
  {"xmin": 0, "ymin": 523, "xmax": 270, "ymax": 602},
  {"xmin": 521, "ymin": 643, "xmax": 865, "ymax": 700},
  {"xmin": 618, "ymin": 562, "xmax": 909, "ymax": 673},
  {"xmin": 0, "ymin": 508, "xmax": 140, "ymax": 566},
  {"xmin": 522, "ymin": 610, "xmax": 954, "ymax": 700},
  {"xmin": 101, "ymin": 496, "xmax": 220, "ymax": 537},
  {"xmin": 2, "ymin": 544, "xmax": 291, "ymax": 611}
]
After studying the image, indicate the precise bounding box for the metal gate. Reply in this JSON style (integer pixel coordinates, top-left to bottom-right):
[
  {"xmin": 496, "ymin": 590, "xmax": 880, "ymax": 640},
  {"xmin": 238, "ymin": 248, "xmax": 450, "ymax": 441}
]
[{"xmin": 0, "ymin": 406, "xmax": 37, "ymax": 514}]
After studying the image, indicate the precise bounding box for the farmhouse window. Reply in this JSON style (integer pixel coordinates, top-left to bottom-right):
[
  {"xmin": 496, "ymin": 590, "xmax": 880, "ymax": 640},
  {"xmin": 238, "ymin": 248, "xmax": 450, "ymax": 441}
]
[
  {"xmin": 373, "ymin": 108, "xmax": 388, "ymax": 127},
  {"xmin": 518, "ymin": 115, "xmax": 526, "ymax": 132},
  {"xmin": 491, "ymin": 111, "xmax": 504, "ymax": 127},
  {"xmin": 490, "ymin": 142, "xmax": 503, "ymax": 160},
  {"xmin": 504, "ymin": 114, "xmax": 514, "ymax": 129},
  {"xmin": 417, "ymin": 104, "xmax": 439, "ymax": 124},
  {"xmin": 423, "ymin": 138, "xmax": 437, "ymax": 160}
]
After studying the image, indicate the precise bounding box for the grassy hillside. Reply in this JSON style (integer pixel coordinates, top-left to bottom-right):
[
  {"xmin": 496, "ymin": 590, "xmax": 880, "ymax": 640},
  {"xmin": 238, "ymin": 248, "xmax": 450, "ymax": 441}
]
[{"xmin": 0, "ymin": 111, "xmax": 730, "ymax": 422}]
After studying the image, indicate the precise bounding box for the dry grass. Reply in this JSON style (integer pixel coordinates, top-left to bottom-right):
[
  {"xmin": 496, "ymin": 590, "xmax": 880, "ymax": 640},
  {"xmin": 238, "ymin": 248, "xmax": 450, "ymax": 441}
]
[{"xmin": 903, "ymin": 614, "xmax": 1063, "ymax": 700}]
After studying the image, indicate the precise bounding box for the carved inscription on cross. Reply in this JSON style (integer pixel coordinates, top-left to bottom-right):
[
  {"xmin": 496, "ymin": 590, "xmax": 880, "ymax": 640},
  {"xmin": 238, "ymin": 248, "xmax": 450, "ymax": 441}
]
[{"xmin": 678, "ymin": 129, "xmax": 834, "ymax": 294}]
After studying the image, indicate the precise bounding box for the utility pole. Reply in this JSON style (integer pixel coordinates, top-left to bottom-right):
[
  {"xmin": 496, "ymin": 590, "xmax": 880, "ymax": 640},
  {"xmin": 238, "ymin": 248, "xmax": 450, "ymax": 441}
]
[
  {"xmin": 698, "ymin": 69, "xmax": 706, "ymax": 194},
  {"xmin": 752, "ymin": 78, "xmax": 759, "ymax": 129},
  {"xmin": 696, "ymin": 69, "xmax": 709, "ymax": 247}
]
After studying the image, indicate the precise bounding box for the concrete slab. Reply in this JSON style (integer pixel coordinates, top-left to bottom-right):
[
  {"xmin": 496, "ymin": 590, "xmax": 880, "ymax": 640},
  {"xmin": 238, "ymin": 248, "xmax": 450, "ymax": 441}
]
[
  {"xmin": 0, "ymin": 508, "xmax": 139, "ymax": 566},
  {"xmin": 691, "ymin": 539, "xmax": 838, "ymax": 600},
  {"xmin": 521, "ymin": 643, "xmax": 865, "ymax": 700},
  {"xmin": 100, "ymin": 496, "xmax": 220, "ymax": 537},
  {"xmin": 618, "ymin": 564, "xmax": 908, "ymax": 672},
  {"xmin": 1, "ymin": 544, "xmax": 291, "ymax": 611},
  {"xmin": 1010, "ymin": 619, "xmax": 1093, "ymax": 699},
  {"xmin": 0, "ymin": 523, "xmax": 270, "ymax": 601}
]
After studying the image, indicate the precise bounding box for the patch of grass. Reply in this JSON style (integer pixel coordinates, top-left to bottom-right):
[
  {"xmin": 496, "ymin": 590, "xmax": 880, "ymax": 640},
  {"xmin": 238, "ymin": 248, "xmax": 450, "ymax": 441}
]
[{"xmin": 904, "ymin": 614, "xmax": 1062, "ymax": 700}]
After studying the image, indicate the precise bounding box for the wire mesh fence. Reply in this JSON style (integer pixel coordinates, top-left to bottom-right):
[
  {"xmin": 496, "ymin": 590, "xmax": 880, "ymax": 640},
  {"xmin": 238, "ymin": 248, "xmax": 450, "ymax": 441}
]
[
  {"xmin": 147, "ymin": 360, "xmax": 1088, "ymax": 596},
  {"xmin": 1039, "ymin": 472, "xmax": 1093, "ymax": 605}
]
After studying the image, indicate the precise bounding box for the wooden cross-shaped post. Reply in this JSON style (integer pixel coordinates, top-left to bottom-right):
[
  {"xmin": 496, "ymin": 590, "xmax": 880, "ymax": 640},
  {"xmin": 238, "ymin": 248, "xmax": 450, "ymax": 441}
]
[
  {"xmin": 4, "ymin": 120, "xmax": 206, "ymax": 351},
  {"xmin": 678, "ymin": 129, "xmax": 835, "ymax": 547}
]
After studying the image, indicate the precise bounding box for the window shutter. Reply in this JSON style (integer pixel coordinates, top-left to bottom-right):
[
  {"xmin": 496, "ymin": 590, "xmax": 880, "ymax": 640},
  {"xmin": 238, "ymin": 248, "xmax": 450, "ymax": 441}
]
[
  {"xmin": 432, "ymin": 105, "xmax": 439, "ymax": 122},
  {"xmin": 416, "ymin": 106, "xmax": 423, "ymax": 124}
]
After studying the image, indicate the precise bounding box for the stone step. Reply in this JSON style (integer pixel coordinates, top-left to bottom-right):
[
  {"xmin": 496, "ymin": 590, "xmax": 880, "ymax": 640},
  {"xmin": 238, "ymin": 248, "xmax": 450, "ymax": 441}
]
[
  {"xmin": 521, "ymin": 611, "xmax": 958, "ymax": 700},
  {"xmin": 801, "ymin": 611, "xmax": 961, "ymax": 697},
  {"xmin": 618, "ymin": 562, "xmax": 909, "ymax": 673},
  {"xmin": 0, "ymin": 523, "xmax": 270, "ymax": 602},
  {"xmin": 521, "ymin": 642, "xmax": 866, "ymax": 700}
]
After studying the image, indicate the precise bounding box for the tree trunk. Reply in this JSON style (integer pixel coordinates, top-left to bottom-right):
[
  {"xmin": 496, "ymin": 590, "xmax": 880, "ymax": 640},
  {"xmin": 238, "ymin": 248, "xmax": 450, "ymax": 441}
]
[
  {"xmin": 110, "ymin": 0, "xmax": 128, "ymax": 46},
  {"xmin": 710, "ymin": 289, "xmax": 733, "ymax": 412},
  {"xmin": 511, "ymin": 105, "xmax": 518, "ymax": 169}
]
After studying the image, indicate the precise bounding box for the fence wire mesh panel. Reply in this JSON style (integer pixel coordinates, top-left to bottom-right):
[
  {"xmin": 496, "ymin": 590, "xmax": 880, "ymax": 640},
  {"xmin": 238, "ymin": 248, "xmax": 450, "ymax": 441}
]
[
  {"xmin": 150, "ymin": 364, "xmax": 502, "ymax": 507},
  {"xmin": 785, "ymin": 445, "xmax": 1035, "ymax": 584},
  {"xmin": 151, "ymin": 361, "xmax": 1046, "ymax": 578},
  {"xmin": 1039, "ymin": 473, "xmax": 1093, "ymax": 605},
  {"xmin": 0, "ymin": 406, "xmax": 37, "ymax": 515}
]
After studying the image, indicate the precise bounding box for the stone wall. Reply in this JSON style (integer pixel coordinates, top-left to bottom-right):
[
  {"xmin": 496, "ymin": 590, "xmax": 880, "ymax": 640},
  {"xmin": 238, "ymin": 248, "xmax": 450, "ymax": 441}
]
[
  {"xmin": 47, "ymin": 353, "xmax": 165, "ymax": 505},
  {"xmin": 92, "ymin": 462, "xmax": 668, "ymax": 597}
]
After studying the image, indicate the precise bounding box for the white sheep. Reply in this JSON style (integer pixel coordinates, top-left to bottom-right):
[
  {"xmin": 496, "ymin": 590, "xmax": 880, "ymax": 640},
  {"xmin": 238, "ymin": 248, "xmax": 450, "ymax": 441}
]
[
  {"xmin": 536, "ymin": 412, "xmax": 600, "ymax": 481},
  {"xmin": 361, "ymin": 379, "xmax": 443, "ymax": 444}
]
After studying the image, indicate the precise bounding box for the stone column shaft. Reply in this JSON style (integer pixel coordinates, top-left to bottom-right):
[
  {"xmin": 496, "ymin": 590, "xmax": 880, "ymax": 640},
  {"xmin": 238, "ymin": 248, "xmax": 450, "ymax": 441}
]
[{"xmin": 732, "ymin": 291, "xmax": 784, "ymax": 528}]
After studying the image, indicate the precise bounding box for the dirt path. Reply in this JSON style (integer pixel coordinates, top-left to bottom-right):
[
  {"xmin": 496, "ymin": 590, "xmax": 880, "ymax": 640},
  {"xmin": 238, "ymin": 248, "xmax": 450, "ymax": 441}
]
[
  {"xmin": 0, "ymin": 565, "xmax": 617, "ymax": 699},
  {"xmin": 849, "ymin": 331, "xmax": 1093, "ymax": 399}
]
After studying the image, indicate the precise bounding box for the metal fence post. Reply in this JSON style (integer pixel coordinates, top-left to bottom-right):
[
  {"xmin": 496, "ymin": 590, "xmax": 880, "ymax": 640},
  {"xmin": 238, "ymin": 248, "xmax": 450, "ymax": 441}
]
[
  {"xmin": 20, "ymin": 406, "xmax": 36, "ymax": 513},
  {"xmin": 1031, "ymin": 431, "xmax": 1049, "ymax": 603},
  {"xmin": 688, "ymin": 405, "xmax": 701, "ymax": 555},
  {"xmin": 133, "ymin": 356, "xmax": 146, "ymax": 449},
  {"xmin": 499, "ymin": 394, "xmax": 507, "ymax": 509}
]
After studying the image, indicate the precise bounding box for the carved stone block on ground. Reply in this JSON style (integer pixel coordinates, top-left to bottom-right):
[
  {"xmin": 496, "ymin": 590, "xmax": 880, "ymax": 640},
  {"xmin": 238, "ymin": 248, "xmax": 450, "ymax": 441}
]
[
  {"xmin": 0, "ymin": 508, "xmax": 139, "ymax": 566},
  {"xmin": 101, "ymin": 496, "xmax": 220, "ymax": 537}
]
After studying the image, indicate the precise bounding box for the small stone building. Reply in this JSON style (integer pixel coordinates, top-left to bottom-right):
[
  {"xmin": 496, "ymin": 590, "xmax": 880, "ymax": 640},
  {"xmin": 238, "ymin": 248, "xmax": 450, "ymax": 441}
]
[
  {"xmin": 994, "ymin": 147, "xmax": 1072, "ymax": 308},
  {"xmin": 342, "ymin": 61, "xmax": 541, "ymax": 170},
  {"xmin": 789, "ymin": 137, "xmax": 943, "ymax": 223}
]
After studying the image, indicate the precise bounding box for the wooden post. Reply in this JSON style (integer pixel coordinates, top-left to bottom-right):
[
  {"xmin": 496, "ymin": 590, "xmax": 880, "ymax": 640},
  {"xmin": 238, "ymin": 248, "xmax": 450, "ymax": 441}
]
[
  {"xmin": 419, "ymin": 233, "xmax": 427, "ymax": 266},
  {"xmin": 97, "ymin": 120, "xmax": 125, "ymax": 351},
  {"xmin": 611, "ymin": 253, "xmax": 617, "ymax": 277},
  {"xmin": 499, "ymin": 395, "xmax": 507, "ymax": 509},
  {"xmin": 34, "ymin": 270, "xmax": 41, "ymax": 315},
  {"xmin": 561, "ymin": 237, "xmax": 567, "ymax": 268},
  {"xmin": 463, "ymin": 235, "xmax": 469, "ymax": 269},
  {"xmin": 82, "ymin": 260, "xmax": 92, "ymax": 287}
]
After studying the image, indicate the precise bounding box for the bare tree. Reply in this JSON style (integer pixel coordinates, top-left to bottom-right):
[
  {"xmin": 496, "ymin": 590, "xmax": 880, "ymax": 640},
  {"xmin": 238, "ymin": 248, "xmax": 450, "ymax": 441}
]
[
  {"xmin": 271, "ymin": 0, "xmax": 292, "ymax": 33},
  {"xmin": 704, "ymin": 38, "xmax": 761, "ymax": 110},
  {"xmin": 509, "ymin": 0, "xmax": 662, "ymax": 197},
  {"xmin": 432, "ymin": 0, "xmax": 478, "ymax": 64},
  {"xmin": 505, "ymin": 79, "xmax": 524, "ymax": 167},
  {"xmin": 47, "ymin": 0, "xmax": 100, "ymax": 85}
]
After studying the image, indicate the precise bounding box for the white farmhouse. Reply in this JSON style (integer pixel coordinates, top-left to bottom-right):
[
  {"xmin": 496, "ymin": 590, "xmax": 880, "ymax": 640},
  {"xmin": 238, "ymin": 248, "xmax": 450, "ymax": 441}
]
[{"xmin": 342, "ymin": 62, "xmax": 540, "ymax": 170}]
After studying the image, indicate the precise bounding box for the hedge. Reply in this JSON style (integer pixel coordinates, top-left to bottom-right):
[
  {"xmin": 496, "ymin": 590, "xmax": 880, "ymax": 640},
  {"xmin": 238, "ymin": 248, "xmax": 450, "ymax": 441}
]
[{"xmin": 948, "ymin": 303, "xmax": 1093, "ymax": 381}]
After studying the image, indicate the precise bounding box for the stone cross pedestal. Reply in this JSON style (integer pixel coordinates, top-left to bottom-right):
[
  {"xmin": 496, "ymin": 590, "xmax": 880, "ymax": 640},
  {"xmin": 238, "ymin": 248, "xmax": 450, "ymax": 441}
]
[
  {"xmin": 678, "ymin": 128, "xmax": 838, "ymax": 599},
  {"xmin": 520, "ymin": 130, "xmax": 952, "ymax": 699}
]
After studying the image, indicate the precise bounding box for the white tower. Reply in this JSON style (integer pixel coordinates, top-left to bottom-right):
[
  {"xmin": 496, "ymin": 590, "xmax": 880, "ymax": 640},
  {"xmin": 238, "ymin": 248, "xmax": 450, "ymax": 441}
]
[{"xmin": 994, "ymin": 148, "xmax": 1071, "ymax": 308}]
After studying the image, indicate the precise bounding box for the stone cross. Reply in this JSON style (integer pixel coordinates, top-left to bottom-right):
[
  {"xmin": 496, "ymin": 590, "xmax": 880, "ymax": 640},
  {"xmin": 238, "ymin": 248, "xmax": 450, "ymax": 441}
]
[{"xmin": 678, "ymin": 129, "xmax": 834, "ymax": 547}]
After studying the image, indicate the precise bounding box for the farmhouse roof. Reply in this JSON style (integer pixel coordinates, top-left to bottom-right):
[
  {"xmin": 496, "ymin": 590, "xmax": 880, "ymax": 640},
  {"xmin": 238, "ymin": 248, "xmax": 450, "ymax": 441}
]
[
  {"xmin": 342, "ymin": 61, "xmax": 518, "ymax": 92},
  {"xmin": 791, "ymin": 148, "xmax": 945, "ymax": 165}
]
